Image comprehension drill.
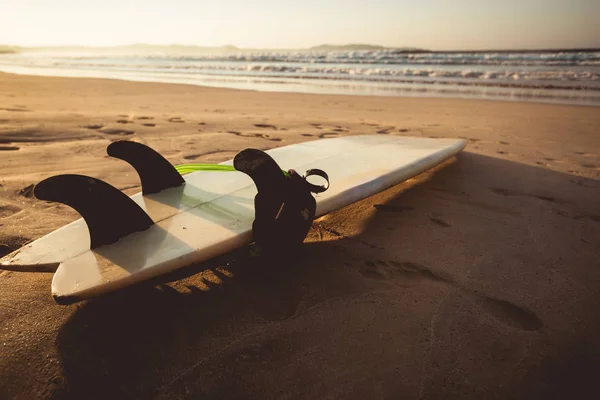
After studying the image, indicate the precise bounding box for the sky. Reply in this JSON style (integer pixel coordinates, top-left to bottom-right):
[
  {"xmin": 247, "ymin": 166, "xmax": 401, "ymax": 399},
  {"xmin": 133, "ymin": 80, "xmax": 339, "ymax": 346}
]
[{"xmin": 1, "ymin": 0, "xmax": 599, "ymax": 50}]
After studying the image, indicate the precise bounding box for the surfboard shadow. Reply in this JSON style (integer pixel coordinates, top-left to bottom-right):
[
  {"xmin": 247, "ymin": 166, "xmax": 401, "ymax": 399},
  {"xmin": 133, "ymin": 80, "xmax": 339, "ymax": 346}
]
[{"xmin": 52, "ymin": 152, "xmax": 600, "ymax": 399}]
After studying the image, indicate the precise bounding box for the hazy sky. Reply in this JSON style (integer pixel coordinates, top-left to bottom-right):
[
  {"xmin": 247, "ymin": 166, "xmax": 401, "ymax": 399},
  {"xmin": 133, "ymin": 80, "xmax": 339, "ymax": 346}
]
[{"xmin": 1, "ymin": 0, "xmax": 599, "ymax": 50}]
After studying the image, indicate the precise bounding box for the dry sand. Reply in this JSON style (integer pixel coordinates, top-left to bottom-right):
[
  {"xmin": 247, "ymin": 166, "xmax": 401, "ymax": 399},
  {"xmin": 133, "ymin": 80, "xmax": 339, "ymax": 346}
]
[{"xmin": 0, "ymin": 71, "xmax": 599, "ymax": 399}]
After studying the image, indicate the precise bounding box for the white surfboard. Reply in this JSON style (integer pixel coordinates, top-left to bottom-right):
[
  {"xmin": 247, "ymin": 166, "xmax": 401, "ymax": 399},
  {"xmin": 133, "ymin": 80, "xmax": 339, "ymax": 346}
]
[{"xmin": 1, "ymin": 135, "xmax": 466, "ymax": 303}]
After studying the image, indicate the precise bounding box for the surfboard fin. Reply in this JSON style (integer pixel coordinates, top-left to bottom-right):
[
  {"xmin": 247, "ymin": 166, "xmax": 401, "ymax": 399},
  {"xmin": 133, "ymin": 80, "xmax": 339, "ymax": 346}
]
[
  {"xmin": 233, "ymin": 148, "xmax": 329, "ymax": 255},
  {"xmin": 107, "ymin": 140, "xmax": 185, "ymax": 195},
  {"xmin": 34, "ymin": 174, "xmax": 154, "ymax": 249}
]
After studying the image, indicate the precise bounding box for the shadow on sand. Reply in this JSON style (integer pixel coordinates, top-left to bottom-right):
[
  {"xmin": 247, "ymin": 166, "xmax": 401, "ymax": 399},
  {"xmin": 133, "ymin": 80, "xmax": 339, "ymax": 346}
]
[{"xmin": 53, "ymin": 152, "xmax": 600, "ymax": 399}]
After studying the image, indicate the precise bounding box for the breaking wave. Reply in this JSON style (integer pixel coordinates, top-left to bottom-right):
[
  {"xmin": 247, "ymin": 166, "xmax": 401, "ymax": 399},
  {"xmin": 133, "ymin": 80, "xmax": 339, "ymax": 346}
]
[{"xmin": 1, "ymin": 49, "xmax": 599, "ymax": 105}]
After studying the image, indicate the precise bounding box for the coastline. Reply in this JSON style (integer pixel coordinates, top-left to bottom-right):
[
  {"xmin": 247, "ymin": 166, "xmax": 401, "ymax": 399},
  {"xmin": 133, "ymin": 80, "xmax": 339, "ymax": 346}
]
[
  {"xmin": 1, "ymin": 71, "xmax": 599, "ymax": 399},
  {"xmin": 2, "ymin": 48, "xmax": 600, "ymax": 107}
]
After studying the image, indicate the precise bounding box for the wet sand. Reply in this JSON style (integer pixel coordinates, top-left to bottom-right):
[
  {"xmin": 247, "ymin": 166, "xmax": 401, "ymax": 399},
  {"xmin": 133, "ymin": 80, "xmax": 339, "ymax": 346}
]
[{"xmin": 1, "ymin": 71, "xmax": 599, "ymax": 399}]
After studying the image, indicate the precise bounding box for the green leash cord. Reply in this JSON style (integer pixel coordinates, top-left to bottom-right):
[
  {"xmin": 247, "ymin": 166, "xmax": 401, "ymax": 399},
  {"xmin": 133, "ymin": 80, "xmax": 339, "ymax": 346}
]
[
  {"xmin": 175, "ymin": 163, "xmax": 291, "ymax": 177},
  {"xmin": 175, "ymin": 163, "xmax": 236, "ymax": 175}
]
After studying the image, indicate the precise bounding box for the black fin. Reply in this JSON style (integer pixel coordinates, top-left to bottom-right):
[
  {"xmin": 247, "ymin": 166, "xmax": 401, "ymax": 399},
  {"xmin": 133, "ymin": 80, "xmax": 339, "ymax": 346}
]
[
  {"xmin": 107, "ymin": 140, "xmax": 185, "ymax": 195},
  {"xmin": 233, "ymin": 148, "xmax": 324, "ymax": 255},
  {"xmin": 34, "ymin": 174, "xmax": 154, "ymax": 249},
  {"xmin": 233, "ymin": 148, "xmax": 288, "ymax": 192}
]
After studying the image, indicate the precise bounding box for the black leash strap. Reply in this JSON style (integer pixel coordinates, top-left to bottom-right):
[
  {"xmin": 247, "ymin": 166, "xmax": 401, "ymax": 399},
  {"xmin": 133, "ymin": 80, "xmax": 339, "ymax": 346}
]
[{"xmin": 302, "ymin": 168, "xmax": 330, "ymax": 194}]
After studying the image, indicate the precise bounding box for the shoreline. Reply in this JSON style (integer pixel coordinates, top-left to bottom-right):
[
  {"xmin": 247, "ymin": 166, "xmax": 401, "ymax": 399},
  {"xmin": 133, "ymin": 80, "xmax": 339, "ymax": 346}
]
[{"xmin": 2, "ymin": 65, "xmax": 599, "ymax": 107}]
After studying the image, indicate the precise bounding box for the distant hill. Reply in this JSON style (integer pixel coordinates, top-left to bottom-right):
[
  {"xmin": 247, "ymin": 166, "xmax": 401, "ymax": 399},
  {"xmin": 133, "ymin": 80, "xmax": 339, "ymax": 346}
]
[
  {"xmin": 310, "ymin": 44, "xmax": 387, "ymax": 51},
  {"xmin": 120, "ymin": 43, "xmax": 240, "ymax": 53},
  {"xmin": 0, "ymin": 45, "xmax": 20, "ymax": 54},
  {"xmin": 309, "ymin": 44, "xmax": 428, "ymax": 52},
  {"xmin": 8, "ymin": 44, "xmax": 241, "ymax": 54},
  {"xmin": 0, "ymin": 43, "xmax": 429, "ymax": 54}
]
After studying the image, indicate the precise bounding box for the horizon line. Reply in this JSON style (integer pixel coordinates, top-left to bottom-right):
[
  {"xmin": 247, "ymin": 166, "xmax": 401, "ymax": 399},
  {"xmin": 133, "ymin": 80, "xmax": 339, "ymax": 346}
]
[{"xmin": 2, "ymin": 42, "xmax": 600, "ymax": 53}]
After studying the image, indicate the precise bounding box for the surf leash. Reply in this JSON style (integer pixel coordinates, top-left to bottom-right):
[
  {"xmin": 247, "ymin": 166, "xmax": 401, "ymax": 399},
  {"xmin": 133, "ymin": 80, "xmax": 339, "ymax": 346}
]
[
  {"xmin": 175, "ymin": 164, "xmax": 329, "ymax": 193},
  {"xmin": 176, "ymin": 150, "xmax": 330, "ymax": 257},
  {"xmin": 175, "ymin": 163, "xmax": 291, "ymax": 177}
]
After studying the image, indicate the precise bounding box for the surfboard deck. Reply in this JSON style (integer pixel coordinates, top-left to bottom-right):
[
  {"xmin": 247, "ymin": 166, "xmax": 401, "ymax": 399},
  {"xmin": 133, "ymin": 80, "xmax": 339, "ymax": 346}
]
[{"xmin": 1, "ymin": 135, "xmax": 467, "ymax": 303}]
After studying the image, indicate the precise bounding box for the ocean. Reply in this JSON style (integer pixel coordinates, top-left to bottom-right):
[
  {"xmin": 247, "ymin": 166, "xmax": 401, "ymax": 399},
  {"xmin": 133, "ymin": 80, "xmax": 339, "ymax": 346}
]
[{"xmin": 1, "ymin": 49, "xmax": 599, "ymax": 106}]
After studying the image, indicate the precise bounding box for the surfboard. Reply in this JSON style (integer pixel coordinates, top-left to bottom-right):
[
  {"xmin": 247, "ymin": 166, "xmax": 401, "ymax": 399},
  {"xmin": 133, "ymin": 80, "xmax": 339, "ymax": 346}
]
[{"xmin": 1, "ymin": 135, "xmax": 467, "ymax": 303}]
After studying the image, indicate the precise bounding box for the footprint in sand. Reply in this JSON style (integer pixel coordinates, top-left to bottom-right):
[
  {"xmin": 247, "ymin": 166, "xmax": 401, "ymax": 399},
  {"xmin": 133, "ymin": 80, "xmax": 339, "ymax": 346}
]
[
  {"xmin": 398, "ymin": 128, "xmax": 410, "ymax": 133},
  {"xmin": 359, "ymin": 260, "xmax": 449, "ymax": 285},
  {"xmin": 552, "ymin": 208, "xmax": 589, "ymax": 221},
  {"xmin": 116, "ymin": 119, "xmax": 133, "ymax": 124},
  {"xmin": 198, "ymin": 122, "xmax": 206, "ymax": 126},
  {"xmin": 168, "ymin": 117, "xmax": 185, "ymax": 123},
  {"xmin": 99, "ymin": 128, "xmax": 135, "ymax": 136},
  {"xmin": 227, "ymin": 131, "xmax": 282, "ymax": 142},
  {"xmin": 497, "ymin": 151, "xmax": 507, "ymax": 155},
  {"xmin": 373, "ymin": 204, "xmax": 414, "ymax": 213},
  {"xmin": 359, "ymin": 259, "xmax": 543, "ymax": 331},
  {"xmin": 82, "ymin": 124, "xmax": 104, "ymax": 130},
  {"xmin": 253, "ymin": 123, "xmax": 278, "ymax": 129},
  {"xmin": 470, "ymin": 295, "xmax": 543, "ymax": 331},
  {"xmin": 491, "ymin": 187, "xmax": 564, "ymax": 204},
  {"xmin": 377, "ymin": 127, "xmax": 395, "ymax": 134},
  {"xmin": 263, "ymin": 135, "xmax": 282, "ymax": 142},
  {"xmin": 318, "ymin": 132, "xmax": 338, "ymax": 139},
  {"xmin": 499, "ymin": 141, "xmax": 510, "ymax": 145},
  {"xmin": 0, "ymin": 203, "xmax": 22, "ymax": 218},
  {"xmin": 142, "ymin": 123, "xmax": 156, "ymax": 127},
  {"xmin": 0, "ymin": 107, "xmax": 31, "ymax": 112},
  {"xmin": 136, "ymin": 116, "xmax": 154, "ymax": 120},
  {"xmin": 301, "ymin": 133, "xmax": 314, "ymax": 137},
  {"xmin": 0, "ymin": 235, "xmax": 32, "ymax": 258},
  {"xmin": 459, "ymin": 136, "xmax": 480, "ymax": 144},
  {"xmin": 0, "ymin": 145, "xmax": 19, "ymax": 151},
  {"xmin": 430, "ymin": 217, "xmax": 452, "ymax": 228},
  {"xmin": 183, "ymin": 150, "xmax": 236, "ymax": 160}
]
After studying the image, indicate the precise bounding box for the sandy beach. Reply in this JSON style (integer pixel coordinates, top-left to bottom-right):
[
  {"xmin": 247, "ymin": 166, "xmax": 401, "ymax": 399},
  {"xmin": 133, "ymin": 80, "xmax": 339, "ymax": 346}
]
[{"xmin": 1, "ymin": 71, "xmax": 599, "ymax": 399}]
